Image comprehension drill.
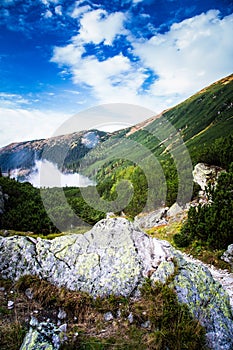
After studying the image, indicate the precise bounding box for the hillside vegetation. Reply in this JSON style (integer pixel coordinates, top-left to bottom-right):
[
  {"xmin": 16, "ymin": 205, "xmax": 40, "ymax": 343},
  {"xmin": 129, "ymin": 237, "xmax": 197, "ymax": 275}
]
[{"xmin": 0, "ymin": 74, "xmax": 232, "ymax": 234}]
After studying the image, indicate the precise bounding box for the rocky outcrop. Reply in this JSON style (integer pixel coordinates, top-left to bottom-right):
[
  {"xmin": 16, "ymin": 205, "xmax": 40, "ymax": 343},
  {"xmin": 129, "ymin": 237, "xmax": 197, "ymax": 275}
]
[
  {"xmin": 0, "ymin": 218, "xmax": 233, "ymax": 349},
  {"xmin": 222, "ymin": 244, "xmax": 233, "ymax": 268},
  {"xmin": 193, "ymin": 163, "xmax": 224, "ymax": 191}
]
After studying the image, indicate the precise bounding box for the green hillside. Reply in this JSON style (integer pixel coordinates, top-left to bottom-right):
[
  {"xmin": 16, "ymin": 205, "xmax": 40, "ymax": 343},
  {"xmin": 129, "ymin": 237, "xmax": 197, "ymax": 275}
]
[{"xmin": 79, "ymin": 74, "xmax": 233, "ymax": 216}]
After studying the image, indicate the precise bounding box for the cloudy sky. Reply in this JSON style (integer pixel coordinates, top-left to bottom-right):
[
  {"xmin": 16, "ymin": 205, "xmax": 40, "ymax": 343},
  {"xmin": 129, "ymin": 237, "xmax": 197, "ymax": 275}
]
[{"xmin": 0, "ymin": 0, "xmax": 232, "ymax": 147}]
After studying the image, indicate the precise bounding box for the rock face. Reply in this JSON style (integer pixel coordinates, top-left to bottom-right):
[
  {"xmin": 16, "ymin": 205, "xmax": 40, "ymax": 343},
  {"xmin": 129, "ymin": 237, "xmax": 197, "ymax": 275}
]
[
  {"xmin": 193, "ymin": 163, "xmax": 224, "ymax": 191},
  {"xmin": 0, "ymin": 218, "xmax": 233, "ymax": 350},
  {"xmin": 222, "ymin": 244, "xmax": 233, "ymax": 268}
]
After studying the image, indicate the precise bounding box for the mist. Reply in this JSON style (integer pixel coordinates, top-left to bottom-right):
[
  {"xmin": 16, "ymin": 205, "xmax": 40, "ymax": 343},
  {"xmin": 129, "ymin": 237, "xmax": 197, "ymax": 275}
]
[{"xmin": 26, "ymin": 160, "xmax": 95, "ymax": 188}]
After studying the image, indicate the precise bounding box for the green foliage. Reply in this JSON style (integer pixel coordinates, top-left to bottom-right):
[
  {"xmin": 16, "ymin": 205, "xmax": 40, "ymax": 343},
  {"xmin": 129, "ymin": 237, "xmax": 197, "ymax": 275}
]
[
  {"xmin": 175, "ymin": 165, "xmax": 233, "ymax": 250},
  {"xmin": 0, "ymin": 177, "xmax": 105, "ymax": 234},
  {"xmin": 0, "ymin": 177, "xmax": 58, "ymax": 234}
]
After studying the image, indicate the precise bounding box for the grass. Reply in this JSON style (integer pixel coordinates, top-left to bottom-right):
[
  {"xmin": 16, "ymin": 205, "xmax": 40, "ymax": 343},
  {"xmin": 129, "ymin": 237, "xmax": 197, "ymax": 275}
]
[
  {"xmin": 0, "ymin": 226, "xmax": 90, "ymax": 240},
  {"xmin": 0, "ymin": 274, "xmax": 208, "ymax": 350}
]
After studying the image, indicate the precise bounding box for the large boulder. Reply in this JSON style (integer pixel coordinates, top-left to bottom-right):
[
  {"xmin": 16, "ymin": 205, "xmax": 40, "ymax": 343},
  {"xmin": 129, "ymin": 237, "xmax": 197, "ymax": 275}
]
[{"xmin": 0, "ymin": 218, "xmax": 233, "ymax": 350}]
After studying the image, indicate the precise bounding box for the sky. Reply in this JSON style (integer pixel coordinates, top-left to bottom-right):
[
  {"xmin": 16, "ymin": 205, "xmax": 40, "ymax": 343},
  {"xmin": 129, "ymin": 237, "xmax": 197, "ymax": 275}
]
[{"xmin": 0, "ymin": 0, "xmax": 233, "ymax": 147}]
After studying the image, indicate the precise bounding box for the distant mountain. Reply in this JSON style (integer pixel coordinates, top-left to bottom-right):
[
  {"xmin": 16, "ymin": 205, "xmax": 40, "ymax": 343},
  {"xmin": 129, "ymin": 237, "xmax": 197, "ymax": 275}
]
[
  {"xmin": 0, "ymin": 74, "xmax": 232, "ymax": 184},
  {"xmin": 0, "ymin": 130, "xmax": 109, "ymax": 180}
]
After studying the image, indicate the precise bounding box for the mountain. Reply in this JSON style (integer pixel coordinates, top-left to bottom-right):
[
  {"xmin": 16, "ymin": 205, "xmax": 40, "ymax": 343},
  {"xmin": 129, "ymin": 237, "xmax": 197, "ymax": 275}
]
[
  {"xmin": 0, "ymin": 129, "xmax": 109, "ymax": 180},
  {"xmin": 0, "ymin": 74, "xmax": 232, "ymax": 197}
]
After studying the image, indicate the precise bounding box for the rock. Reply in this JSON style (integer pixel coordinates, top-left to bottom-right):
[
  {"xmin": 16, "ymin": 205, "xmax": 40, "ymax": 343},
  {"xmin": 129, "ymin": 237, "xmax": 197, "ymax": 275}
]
[
  {"xmin": 104, "ymin": 312, "xmax": 114, "ymax": 322},
  {"xmin": 30, "ymin": 316, "xmax": 39, "ymax": 327},
  {"xmin": 141, "ymin": 320, "xmax": 151, "ymax": 329},
  {"xmin": 221, "ymin": 244, "xmax": 233, "ymax": 268},
  {"xmin": 127, "ymin": 312, "xmax": 134, "ymax": 324},
  {"xmin": 1, "ymin": 217, "xmax": 233, "ymax": 350},
  {"xmin": 166, "ymin": 202, "xmax": 183, "ymax": 217},
  {"xmin": 193, "ymin": 163, "xmax": 225, "ymax": 191},
  {"xmin": 20, "ymin": 320, "xmax": 64, "ymax": 350},
  {"xmin": 58, "ymin": 308, "xmax": 67, "ymax": 320},
  {"xmin": 134, "ymin": 207, "xmax": 168, "ymax": 229},
  {"xmin": 25, "ymin": 288, "xmax": 33, "ymax": 300},
  {"xmin": 58, "ymin": 324, "xmax": 67, "ymax": 333},
  {"xmin": 7, "ymin": 300, "xmax": 14, "ymax": 309}
]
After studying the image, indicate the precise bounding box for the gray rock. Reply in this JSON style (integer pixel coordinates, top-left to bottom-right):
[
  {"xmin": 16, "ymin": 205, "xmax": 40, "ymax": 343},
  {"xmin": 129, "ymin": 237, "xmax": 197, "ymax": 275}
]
[
  {"xmin": 167, "ymin": 202, "xmax": 183, "ymax": 217},
  {"xmin": 104, "ymin": 312, "xmax": 114, "ymax": 322},
  {"xmin": 134, "ymin": 207, "xmax": 168, "ymax": 229},
  {"xmin": 221, "ymin": 244, "xmax": 233, "ymax": 267},
  {"xmin": 58, "ymin": 324, "xmax": 67, "ymax": 333},
  {"xmin": 58, "ymin": 308, "xmax": 67, "ymax": 320},
  {"xmin": 25, "ymin": 288, "xmax": 34, "ymax": 300},
  {"xmin": 127, "ymin": 312, "xmax": 134, "ymax": 324},
  {"xmin": 141, "ymin": 320, "xmax": 151, "ymax": 329},
  {"xmin": 1, "ymin": 217, "xmax": 233, "ymax": 350},
  {"xmin": 7, "ymin": 300, "xmax": 14, "ymax": 309},
  {"xmin": 20, "ymin": 320, "xmax": 63, "ymax": 350}
]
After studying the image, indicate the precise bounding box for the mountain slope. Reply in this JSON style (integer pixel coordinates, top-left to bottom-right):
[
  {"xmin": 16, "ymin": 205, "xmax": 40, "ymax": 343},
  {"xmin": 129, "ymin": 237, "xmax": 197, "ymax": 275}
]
[
  {"xmin": 0, "ymin": 130, "xmax": 109, "ymax": 179},
  {"xmin": 0, "ymin": 74, "xmax": 232, "ymax": 189}
]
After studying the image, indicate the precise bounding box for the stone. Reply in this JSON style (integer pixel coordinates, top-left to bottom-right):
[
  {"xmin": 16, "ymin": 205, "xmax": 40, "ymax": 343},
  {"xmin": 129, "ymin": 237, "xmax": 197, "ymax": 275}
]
[
  {"xmin": 3, "ymin": 230, "xmax": 9, "ymax": 237},
  {"xmin": 1, "ymin": 217, "xmax": 233, "ymax": 350},
  {"xmin": 127, "ymin": 312, "xmax": 134, "ymax": 324},
  {"xmin": 193, "ymin": 163, "xmax": 225, "ymax": 191},
  {"xmin": 104, "ymin": 312, "xmax": 114, "ymax": 322},
  {"xmin": 58, "ymin": 324, "xmax": 67, "ymax": 333},
  {"xmin": 25, "ymin": 288, "xmax": 34, "ymax": 300},
  {"xmin": 7, "ymin": 300, "xmax": 14, "ymax": 309},
  {"xmin": 134, "ymin": 207, "xmax": 168, "ymax": 229},
  {"xmin": 221, "ymin": 244, "xmax": 233, "ymax": 267},
  {"xmin": 166, "ymin": 202, "xmax": 183, "ymax": 217},
  {"xmin": 141, "ymin": 320, "xmax": 151, "ymax": 329},
  {"xmin": 58, "ymin": 308, "xmax": 67, "ymax": 320}
]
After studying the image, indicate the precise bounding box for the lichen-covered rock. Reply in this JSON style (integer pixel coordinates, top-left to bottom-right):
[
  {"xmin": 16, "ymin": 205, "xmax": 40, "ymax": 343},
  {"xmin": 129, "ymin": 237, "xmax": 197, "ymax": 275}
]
[
  {"xmin": 0, "ymin": 218, "xmax": 233, "ymax": 349},
  {"xmin": 20, "ymin": 319, "xmax": 63, "ymax": 350}
]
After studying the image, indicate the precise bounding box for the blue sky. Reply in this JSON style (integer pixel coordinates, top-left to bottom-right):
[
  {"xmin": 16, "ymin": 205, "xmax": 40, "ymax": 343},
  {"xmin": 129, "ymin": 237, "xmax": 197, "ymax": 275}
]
[{"xmin": 0, "ymin": 0, "xmax": 232, "ymax": 146}]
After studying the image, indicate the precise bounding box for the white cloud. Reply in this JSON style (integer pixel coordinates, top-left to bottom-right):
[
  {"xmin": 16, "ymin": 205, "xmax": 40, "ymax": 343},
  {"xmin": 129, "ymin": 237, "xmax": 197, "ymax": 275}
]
[
  {"xmin": 132, "ymin": 10, "xmax": 233, "ymax": 97},
  {"xmin": 51, "ymin": 9, "xmax": 233, "ymax": 114},
  {"xmin": 76, "ymin": 9, "xmax": 127, "ymax": 45},
  {"xmin": 0, "ymin": 93, "xmax": 30, "ymax": 108},
  {"xmin": 0, "ymin": 107, "xmax": 70, "ymax": 148},
  {"xmin": 55, "ymin": 5, "xmax": 62, "ymax": 16},
  {"xmin": 44, "ymin": 9, "xmax": 53, "ymax": 18},
  {"xmin": 70, "ymin": 5, "xmax": 91, "ymax": 18}
]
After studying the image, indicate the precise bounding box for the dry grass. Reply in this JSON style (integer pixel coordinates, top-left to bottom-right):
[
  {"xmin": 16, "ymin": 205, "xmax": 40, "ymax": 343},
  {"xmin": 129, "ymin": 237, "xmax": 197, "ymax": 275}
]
[{"xmin": 0, "ymin": 275, "xmax": 208, "ymax": 350}]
